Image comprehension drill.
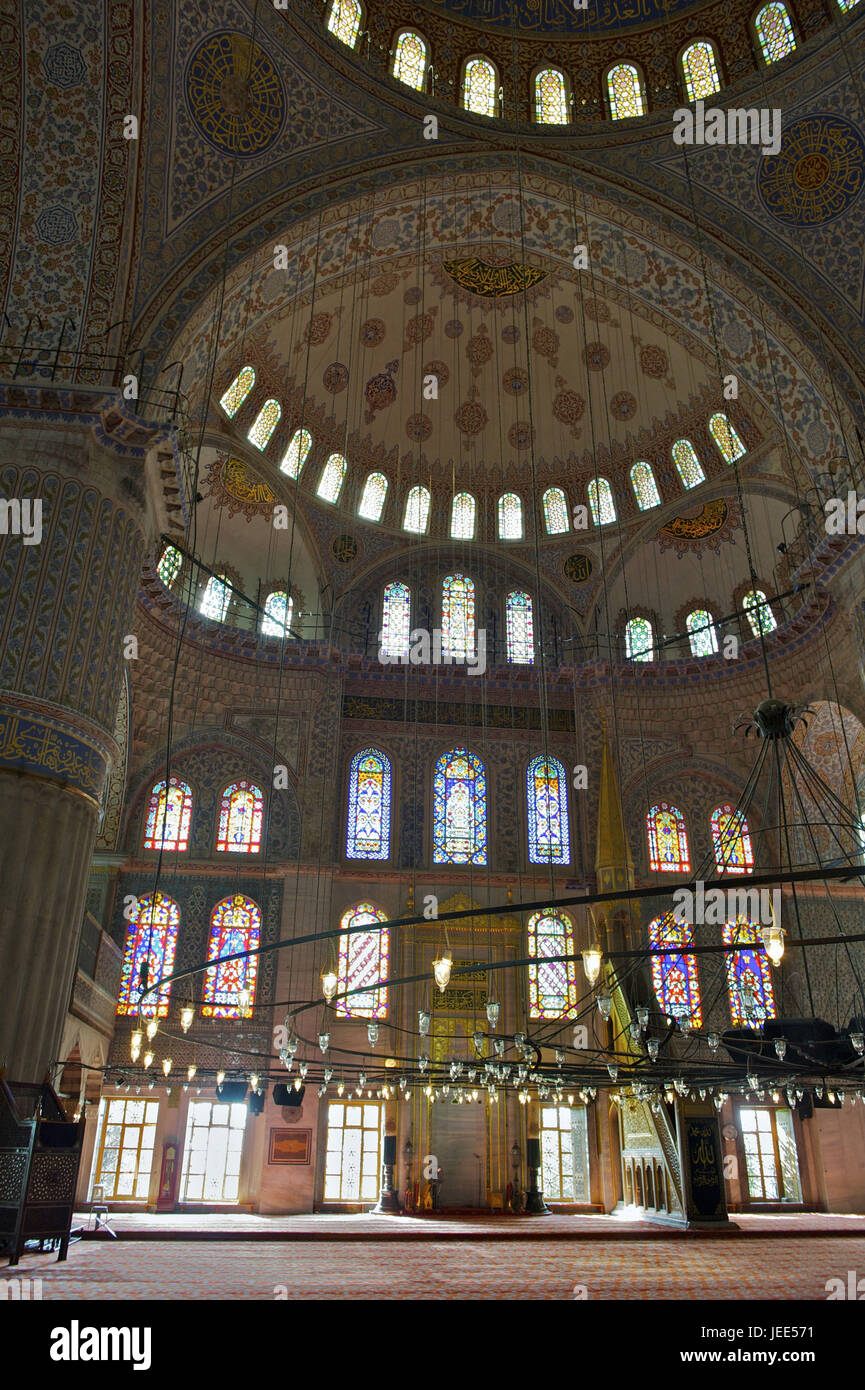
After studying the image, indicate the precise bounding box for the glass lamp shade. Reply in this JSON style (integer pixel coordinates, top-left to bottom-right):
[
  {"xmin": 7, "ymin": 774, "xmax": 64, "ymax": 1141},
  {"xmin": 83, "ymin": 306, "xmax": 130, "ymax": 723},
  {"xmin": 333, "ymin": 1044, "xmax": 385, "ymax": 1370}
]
[
  {"xmin": 143, "ymin": 1051, "xmax": 154, "ymax": 1070},
  {"xmin": 237, "ymin": 987, "xmax": 251, "ymax": 1012},
  {"xmin": 180, "ymin": 1004, "xmax": 195, "ymax": 1033},
  {"xmin": 582, "ymin": 945, "xmax": 603, "ymax": 986},
  {"xmin": 433, "ymin": 953, "xmax": 453, "ymax": 992},
  {"xmin": 486, "ymin": 1000, "xmax": 500, "ymax": 1028},
  {"xmin": 187, "ymin": 1065, "xmax": 197, "ymax": 1081},
  {"xmin": 367, "ymin": 1022, "xmax": 379, "ymax": 1047},
  {"xmin": 597, "ymin": 992, "xmax": 613, "ymax": 1020},
  {"xmin": 321, "ymin": 968, "xmax": 338, "ymax": 1001},
  {"xmin": 130, "ymin": 1030, "xmax": 143, "ymax": 1062},
  {"xmin": 162, "ymin": 1058, "xmax": 172, "ymax": 1077},
  {"xmin": 216, "ymin": 1070, "xmax": 226, "ymax": 1086},
  {"xmin": 250, "ymin": 1072, "xmax": 260, "ymax": 1091},
  {"xmin": 647, "ymin": 1038, "xmax": 659, "ymax": 1060},
  {"xmin": 319, "ymin": 1032, "xmax": 330, "ymax": 1054},
  {"xmin": 145, "ymin": 1018, "xmax": 158, "ymax": 1041},
  {"xmin": 761, "ymin": 923, "xmax": 785, "ymax": 965}
]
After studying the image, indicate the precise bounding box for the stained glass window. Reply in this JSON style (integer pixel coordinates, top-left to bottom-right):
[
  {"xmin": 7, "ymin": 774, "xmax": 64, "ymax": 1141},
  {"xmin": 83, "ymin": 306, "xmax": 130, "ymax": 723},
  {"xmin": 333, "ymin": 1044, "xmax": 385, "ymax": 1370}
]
[
  {"xmin": 742, "ymin": 589, "xmax": 777, "ymax": 636},
  {"xmin": 837, "ymin": 0, "xmax": 860, "ymax": 10},
  {"xmin": 346, "ymin": 748, "xmax": 392, "ymax": 860},
  {"xmin": 327, "ymin": 0, "xmax": 362, "ymax": 48},
  {"xmin": 498, "ymin": 492, "xmax": 523, "ymax": 539},
  {"xmin": 711, "ymin": 804, "xmax": 755, "ymax": 874},
  {"xmin": 403, "ymin": 484, "xmax": 430, "ymax": 534},
  {"xmin": 279, "ymin": 427, "xmax": 312, "ymax": 479},
  {"xmin": 535, "ymin": 67, "xmax": 568, "ymax": 124},
  {"xmin": 723, "ymin": 920, "xmax": 776, "ymax": 1027},
  {"xmin": 649, "ymin": 914, "xmax": 702, "ymax": 1025},
  {"xmin": 219, "ymin": 366, "xmax": 255, "ymax": 418},
  {"xmin": 318, "ymin": 452, "xmax": 347, "ymax": 503},
  {"xmin": 528, "ymin": 910, "xmax": 578, "ymax": 1018},
  {"xmin": 625, "ymin": 617, "xmax": 654, "ymax": 662},
  {"xmin": 451, "ymin": 492, "xmax": 476, "ymax": 540},
  {"xmin": 672, "ymin": 439, "xmax": 705, "ymax": 489},
  {"xmin": 200, "ymin": 575, "xmax": 231, "ymax": 621},
  {"xmin": 393, "ymin": 30, "xmax": 427, "ymax": 90},
  {"xmin": 247, "ymin": 398, "xmax": 281, "ymax": 450},
  {"xmin": 433, "ymin": 748, "xmax": 487, "ymax": 864},
  {"xmin": 646, "ymin": 801, "xmax": 691, "ymax": 872},
  {"xmin": 709, "ymin": 412, "xmax": 746, "ymax": 464},
  {"xmin": 381, "ymin": 580, "xmax": 410, "ymax": 660},
  {"xmin": 681, "ymin": 41, "xmax": 721, "ymax": 100},
  {"xmin": 630, "ymin": 461, "xmax": 661, "ymax": 510},
  {"xmin": 116, "ymin": 893, "xmax": 180, "ymax": 1018},
  {"xmin": 216, "ymin": 780, "xmax": 263, "ymax": 853},
  {"xmin": 262, "ymin": 590, "xmax": 293, "ymax": 638},
  {"xmin": 441, "ymin": 574, "xmax": 476, "ymax": 662},
  {"xmin": 463, "ymin": 57, "xmax": 497, "ymax": 117},
  {"xmin": 336, "ymin": 903, "xmax": 389, "ymax": 1018},
  {"xmin": 527, "ymin": 756, "xmax": 570, "ymax": 865},
  {"xmin": 755, "ymin": 3, "xmax": 796, "ymax": 63},
  {"xmin": 157, "ymin": 545, "xmax": 182, "ymax": 588},
  {"xmin": 506, "ymin": 590, "xmax": 534, "ymax": 664},
  {"xmin": 359, "ymin": 471, "xmax": 388, "ymax": 521},
  {"xmin": 202, "ymin": 895, "xmax": 261, "ymax": 1019},
  {"xmin": 607, "ymin": 63, "xmax": 646, "ymax": 119},
  {"xmin": 143, "ymin": 778, "xmax": 192, "ymax": 852},
  {"xmin": 686, "ymin": 608, "xmax": 718, "ymax": 656},
  {"xmin": 588, "ymin": 477, "xmax": 616, "ymax": 526},
  {"xmin": 543, "ymin": 487, "xmax": 569, "ymax": 534}
]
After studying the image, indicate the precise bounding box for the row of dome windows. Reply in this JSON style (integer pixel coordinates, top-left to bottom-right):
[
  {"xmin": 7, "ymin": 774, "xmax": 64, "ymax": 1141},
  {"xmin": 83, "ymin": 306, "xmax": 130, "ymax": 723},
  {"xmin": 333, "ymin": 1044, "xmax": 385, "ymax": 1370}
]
[{"xmin": 625, "ymin": 595, "xmax": 777, "ymax": 663}]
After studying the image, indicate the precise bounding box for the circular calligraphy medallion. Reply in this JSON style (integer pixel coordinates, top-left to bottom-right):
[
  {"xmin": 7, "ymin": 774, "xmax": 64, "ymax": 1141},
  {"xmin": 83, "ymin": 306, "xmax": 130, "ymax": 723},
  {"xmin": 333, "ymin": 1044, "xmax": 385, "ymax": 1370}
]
[
  {"xmin": 185, "ymin": 32, "xmax": 285, "ymax": 157},
  {"xmin": 757, "ymin": 115, "xmax": 865, "ymax": 226}
]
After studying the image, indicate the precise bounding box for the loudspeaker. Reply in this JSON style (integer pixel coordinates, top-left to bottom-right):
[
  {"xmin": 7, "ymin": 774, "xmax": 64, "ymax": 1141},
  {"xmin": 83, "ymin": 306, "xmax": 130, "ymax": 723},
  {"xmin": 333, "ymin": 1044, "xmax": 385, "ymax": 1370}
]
[
  {"xmin": 216, "ymin": 1081, "xmax": 248, "ymax": 1103},
  {"xmin": 527, "ymin": 1137, "xmax": 541, "ymax": 1168},
  {"xmin": 248, "ymin": 1090, "xmax": 264, "ymax": 1115},
  {"xmin": 383, "ymin": 1135, "xmax": 396, "ymax": 1164},
  {"xmin": 273, "ymin": 1083, "xmax": 305, "ymax": 1107}
]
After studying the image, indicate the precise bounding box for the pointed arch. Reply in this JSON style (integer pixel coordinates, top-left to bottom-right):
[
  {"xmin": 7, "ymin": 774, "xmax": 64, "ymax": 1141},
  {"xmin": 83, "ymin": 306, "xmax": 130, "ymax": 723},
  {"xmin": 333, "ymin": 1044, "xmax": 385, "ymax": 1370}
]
[
  {"xmin": 116, "ymin": 893, "xmax": 180, "ymax": 1018},
  {"xmin": 327, "ymin": 0, "xmax": 362, "ymax": 48},
  {"xmin": 754, "ymin": 3, "xmax": 796, "ymax": 62},
  {"xmin": 200, "ymin": 574, "xmax": 232, "ymax": 621},
  {"xmin": 463, "ymin": 56, "xmax": 498, "ymax": 116},
  {"xmin": 681, "ymin": 40, "xmax": 721, "ymax": 100},
  {"xmin": 646, "ymin": 801, "xmax": 691, "ymax": 872},
  {"xmin": 279, "ymin": 427, "xmax": 312, "ymax": 479},
  {"xmin": 542, "ymin": 486, "xmax": 569, "ymax": 534},
  {"xmin": 672, "ymin": 439, "xmax": 705, "ymax": 489},
  {"xmin": 346, "ymin": 748, "xmax": 392, "ymax": 860},
  {"xmin": 451, "ymin": 491, "xmax": 476, "ymax": 539},
  {"xmin": 711, "ymin": 804, "xmax": 755, "ymax": 874},
  {"xmin": 588, "ymin": 477, "xmax": 616, "ymax": 525},
  {"xmin": 202, "ymin": 895, "xmax": 261, "ymax": 1019},
  {"xmin": 527, "ymin": 756, "xmax": 570, "ymax": 865},
  {"xmin": 649, "ymin": 914, "xmax": 702, "ymax": 1025},
  {"xmin": 686, "ymin": 608, "xmax": 719, "ymax": 656},
  {"xmin": 318, "ymin": 452, "xmax": 347, "ymax": 502},
  {"xmin": 527, "ymin": 910, "xmax": 578, "ymax": 1018},
  {"xmin": 441, "ymin": 573, "xmax": 476, "ymax": 661},
  {"xmin": 742, "ymin": 589, "xmax": 777, "ymax": 636},
  {"xmin": 261, "ymin": 590, "xmax": 293, "ymax": 637},
  {"xmin": 709, "ymin": 411, "xmax": 746, "ymax": 463},
  {"xmin": 393, "ymin": 30, "xmax": 427, "ymax": 89},
  {"xmin": 630, "ymin": 461, "xmax": 661, "ymax": 510},
  {"xmin": 433, "ymin": 748, "xmax": 487, "ymax": 864},
  {"xmin": 219, "ymin": 366, "xmax": 255, "ymax": 418},
  {"xmin": 506, "ymin": 590, "xmax": 534, "ymax": 664},
  {"xmin": 498, "ymin": 491, "xmax": 523, "ymax": 539},
  {"xmin": 157, "ymin": 544, "xmax": 182, "ymax": 588},
  {"xmin": 625, "ymin": 617, "xmax": 654, "ymax": 662},
  {"xmin": 607, "ymin": 63, "xmax": 646, "ymax": 119},
  {"xmin": 358, "ymin": 471, "xmax": 388, "ymax": 521},
  {"xmin": 216, "ymin": 780, "xmax": 263, "ymax": 853},
  {"xmin": 403, "ymin": 484, "xmax": 430, "ymax": 533},
  {"xmin": 336, "ymin": 903, "xmax": 389, "ymax": 1018},
  {"xmin": 247, "ymin": 398, "xmax": 281, "ymax": 450},
  {"xmin": 535, "ymin": 67, "xmax": 568, "ymax": 124},
  {"xmin": 723, "ymin": 920, "xmax": 776, "ymax": 1026},
  {"xmin": 143, "ymin": 777, "xmax": 192, "ymax": 852}
]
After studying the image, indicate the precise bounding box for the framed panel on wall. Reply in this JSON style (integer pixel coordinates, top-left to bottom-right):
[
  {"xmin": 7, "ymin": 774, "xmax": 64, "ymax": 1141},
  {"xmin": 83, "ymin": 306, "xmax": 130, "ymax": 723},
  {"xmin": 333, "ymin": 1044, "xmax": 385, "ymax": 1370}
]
[{"xmin": 268, "ymin": 1128, "xmax": 311, "ymax": 1165}]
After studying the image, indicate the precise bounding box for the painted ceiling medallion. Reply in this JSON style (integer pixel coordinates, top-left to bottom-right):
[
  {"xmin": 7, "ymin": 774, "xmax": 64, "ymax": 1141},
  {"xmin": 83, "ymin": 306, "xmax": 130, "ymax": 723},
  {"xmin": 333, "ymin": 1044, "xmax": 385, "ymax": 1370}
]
[
  {"xmin": 185, "ymin": 32, "xmax": 285, "ymax": 157},
  {"xmin": 757, "ymin": 115, "xmax": 865, "ymax": 227},
  {"xmin": 204, "ymin": 455, "xmax": 277, "ymax": 521},
  {"xmin": 657, "ymin": 499, "xmax": 739, "ymax": 556},
  {"xmin": 441, "ymin": 257, "xmax": 547, "ymax": 298}
]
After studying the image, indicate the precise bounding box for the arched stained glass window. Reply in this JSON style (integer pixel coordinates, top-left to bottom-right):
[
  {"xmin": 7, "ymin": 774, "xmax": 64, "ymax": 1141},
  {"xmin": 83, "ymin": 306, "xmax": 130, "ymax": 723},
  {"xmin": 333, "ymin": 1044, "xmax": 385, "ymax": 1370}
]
[
  {"xmin": 403, "ymin": 484, "xmax": 430, "ymax": 534},
  {"xmin": 202, "ymin": 895, "xmax": 261, "ymax": 1019},
  {"xmin": 262, "ymin": 590, "xmax": 293, "ymax": 638},
  {"xmin": 336, "ymin": 903, "xmax": 389, "ymax": 1018},
  {"xmin": 527, "ymin": 756, "xmax": 570, "ymax": 865},
  {"xmin": 649, "ymin": 914, "xmax": 702, "ymax": 1025},
  {"xmin": 451, "ymin": 492, "xmax": 476, "ymax": 540},
  {"xmin": 498, "ymin": 492, "xmax": 523, "ymax": 539},
  {"xmin": 742, "ymin": 589, "xmax": 777, "ymax": 637},
  {"xmin": 723, "ymin": 920, "xmax": 776, "ymax": 1026},
  {"xmin": 381, "ymin": 580, "xmax": 411, "ymax": 661},
  {"xmin": 754, "ymin": 3, "xmax": 796, "ymax": 63},
  {"xmin": 711, "ymin": 804, "xmax": 755, "ymax": 874},
  {"xmin": 646, "ymin": 801, "xmax": 691, "ymax": 872},
  {"xmin": 535, "ymin": 67, "xmax": 568, "ymax": 124},
  {"xmin": 359, "ymin": 471, "xmax": 388, "ymax": 521},
  {"xmin": 686, "ymin": 608, "xmax": 718, "ymax": 656},
  {"xmin": 327, "ymin": 0, "xmax": 362, "ymax": 48},
  {"xmin": 144, "ymin": 778, "xmax": 193, "ymax": 852},
  {"xmin": 709, "ymin": 412, "xmax": 746, "ymax": 463},
  {"xmin": 200, "ymin": 574, "xmax": 232, "ymax": 621},
  {"xmin": 279, "ymin": 427, "xmax": 312, "ymax": 479},
  {"xmin": 393, "ymin": 30, "xmax": 427, "ymax": 89},
  {"xmin": 672, "ymin": 439, "xmax": 705, "ymax": 489},
  {"xmin": 433, "ymin": 747, "xmax": 487, "ymax": 864},
  {"xmin": 247, "ymin": 398, "xmax": 281, "ymax": 450},
  {"xmin": 837, "ymin": 0, "xmax": 860, "ymax": 10},
  {"xmin": 346, "ymin": 748, "xmax": 392, "ymax": 860},
  {"xmin": 157, "ymin": 544, "xmax": 182, "ymax": 589},
  {"xmin": 543, "ymin": 487, "xmax": 570, "ymax": 534},
  {"xmin": 625, "ymin": 617, "xmax": 654, "ymax": 662},
  {"xmin": 588, "ymin": 477, "xmax": 616, "ymax": 526},
  {"xmin": 219, "ymin": 366, "xmax": 255, "ymax": 418},
  {"xmin": 216, "ymin": 780, "xmax": 263, "ymax": 853},
  {"xmin": 506, "ymin": 590, "xmax": 534, "ymax": 664},
  {"xmin": 607, "ymin": 63, "xmax": 646, "ymax": 119},
  {"xmin": 463, "ymin": 57, "xmax": 497, "ymax": 116},
  {"xmin": 681, "ymin": 41, "xmax": 721, "ymax": 100},
  {"xmin": 441, "ymin": 574, "xmax": 476, "ymax": 662},
  {"xmin": 117, "ymin": 893, "xmax": 180, "ymax": 1018},
  {"xmin": 318, "ymin": 452, "xmax": 347, "ymax": 503},
  {"xmin": 630, "ymin": 461, "xmax": 661, "ymax": 510},
  {"xmin": 528, "ymin": 910, "xmax": 577, "ymax": 1018}
]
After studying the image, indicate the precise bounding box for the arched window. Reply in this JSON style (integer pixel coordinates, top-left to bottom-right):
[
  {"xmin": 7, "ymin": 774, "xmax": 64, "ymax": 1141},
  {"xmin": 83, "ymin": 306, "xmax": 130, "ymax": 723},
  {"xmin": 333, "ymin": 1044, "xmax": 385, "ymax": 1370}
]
[
  {"xmin": 527, "ymin": 910, "xmax": 578, "ymax": 1018},
  {"xmin": 506, "ymin": 590, "xmax": 534, "ymax": 664},
  {"xmin": 742, "ymin": 589, "xmax": 777, "ymax": 636},
  {"xmin": 837, "ymin": 0, "xmax": 860, "ymax": 10},
  {"xmin": 359, "ymin": 471, "xmax": 388, "ymax": 521},
  {"xmin": 336, "ymin": 903, "xmax": 389, "ymax": 1018},
  {"xmin": 381, "ymin": 580, "xmax": 411, "ymax": 661},
  {"xmin": 219, "ymin": 365, "xmax": 255, "ymax": 418},
  {"xmin": 723, "ymin": 921, "xmax": 776, "ymax": 1026},
  {"xmin": 630, "ymin": 461, "xmax": 661, "ymax": 510},
  {"xmin": 143, "ymin": 777, "xmax": 193, "ymax": 852},
  {"xmin": 535, "ymin": 67, "xmax": 568, "ymax": 124},
  {"xmin": 451, "ymin": 492, "xmax": 476, "ymax": 540},
  {"xmin": 403, "ymin": 484, "xmax": 430, "ymax": 534},
  {"xmin": 527, "ymin": 756, "xmax": 570, "ymax": 865},
  {"xmin": 200, "ymin": 574, "xmax": 232, "ymax": 621},
  {"xmin": 463, "ymin": 57, "xmax": 497, "ymax": 117},
  {"xmin": 498, "ymin": 492, "xmax": 523, "ymax": 539},
  {"xmin": 247, "ymin": 398, "xmax": 281, "ymax": 450},
  {"xmin": 672, "ymin": 439, "xmax": 705, "ymax": 489},
  {"xmin": 279, "ymin": 427, "xmax": 312, "ymax": 479},
  {"xmin": 681, "ymin": 41, "xmax": 721, "ymax": 100},
  {"xmin": 646, "ymin": 802, "xmax": 691, "ymax": 872},
  {"xmin": 202, "ymin": 895, "xmax": 261, "ymax": 1019},
  {"xmin": 216, "ymin": 780, "xmax": 263, "ymax": 853},
  {"xmin": 346, "ymin": 748, "xmax": 392, "ymax": 860},
  {"xmin": 327, "ymin": 0, "xmax": 362, "ymax": 48},
  {"xmin": 711, "ymin": 804, "xmax": 755, "ymax": 874},
  {"xmin": 588, "ymin": 477, "xmax": 616, "ymax": 526},
  {"xmin": 754, "ymin": 2, "xmax": 796, "ymax": 62},
  {"xmin": 441, "ymin": 574, "xmax": 476, "ymax": 661},
  {"xmin": 625, "ymin": 617, "xmax": 654, "ymax": 662},
  {"xmin": 607, "ymin": 63, "xmax": 646, "ymax": 119},
  {"xmin": 261, "ymin": 590, "xmax": 293, "ymax": 638},
  {"xmin": 393, "ymin": 30, "xmax": 427, "ymax": 89},
  {"xmin": 157, "ymin": 544, "xmax": 182, "ymax": 589},
  {"xmin": 433, "ymin": 748, "xmax": 487, "ymax": 864},
  {"xmin": 116, "ymin": 893, "xmax": 180, "ymax": 1018},
  {"xmin": 543, "ymin": 486, "xmax": 570, "ymax": 534},
  {"xmin": 686, "ymin": 608, "xmax": 718, "ymax": 656},
  {"xmin": 648, "ymin": 914, "xmax": 702, "ymax": 1026},
  {"xmin": 317, "ymin": 452, "xmax": 347, "ymax": 503},
  {"xmin": 709, "ymin": 412, "xmax": 746, "ymax": 464}
]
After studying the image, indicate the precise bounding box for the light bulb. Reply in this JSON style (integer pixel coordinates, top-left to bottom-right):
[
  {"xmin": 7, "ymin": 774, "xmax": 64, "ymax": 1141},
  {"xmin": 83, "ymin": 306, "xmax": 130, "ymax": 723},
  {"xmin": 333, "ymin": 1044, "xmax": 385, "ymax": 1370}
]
[
  {"xmin": 486, "ymin": 1000, "xmax": 500, "ymax": 1028},
  {"xmin": 319, "ymin": 1031, "xmax": 330, "ymax": 1054},
  {"xmin": 337, "ymin": 1081, "xmax": 345, "ymax": 1096},
  {"xmin": 294, "ymin": 1078, "xmax": 302, "ymax": 1091},
  {"xmin": 321, "ymin": 969, "xmax": 338, "ymax": 1001},
  {"xmin": 180, "ymin": 1003, "xmax": 194, "ymax": 1033},
  {"xmin": 761, "ymin": 923, "xmax": 785, "ymax": 965},
  {"xmin": 433, "ymin": 952, "xmax": 453, "ymax": 993},
  {"xmin": 250, "ymin": 1072, "xmax": 260, "ymax": 1091},
  {"xmin": 367, "ymin": 1021, "xmax": 379, "ymax": 1047},
  {"xmin": 187, "ymin": 1065, "xmax": 196, "ymax": 1081},
  {"xmin": 582, "ymin": 945, "xmax": 602, "ymax": 987},
  {"xmin": 143, "ymin": 1050, "xmax": 153, "ymax": 1069},
  {"xmin": 216, "ymin": 1069, "xmax": 226, "ymax": 1087},
  {"xmin": 145, "ymin": 1018, "xmax": 158, "ymax": 1041},
  {"xmin": 162, "ymin": 1058, "xmax": 172, "ymax": 1077}
]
